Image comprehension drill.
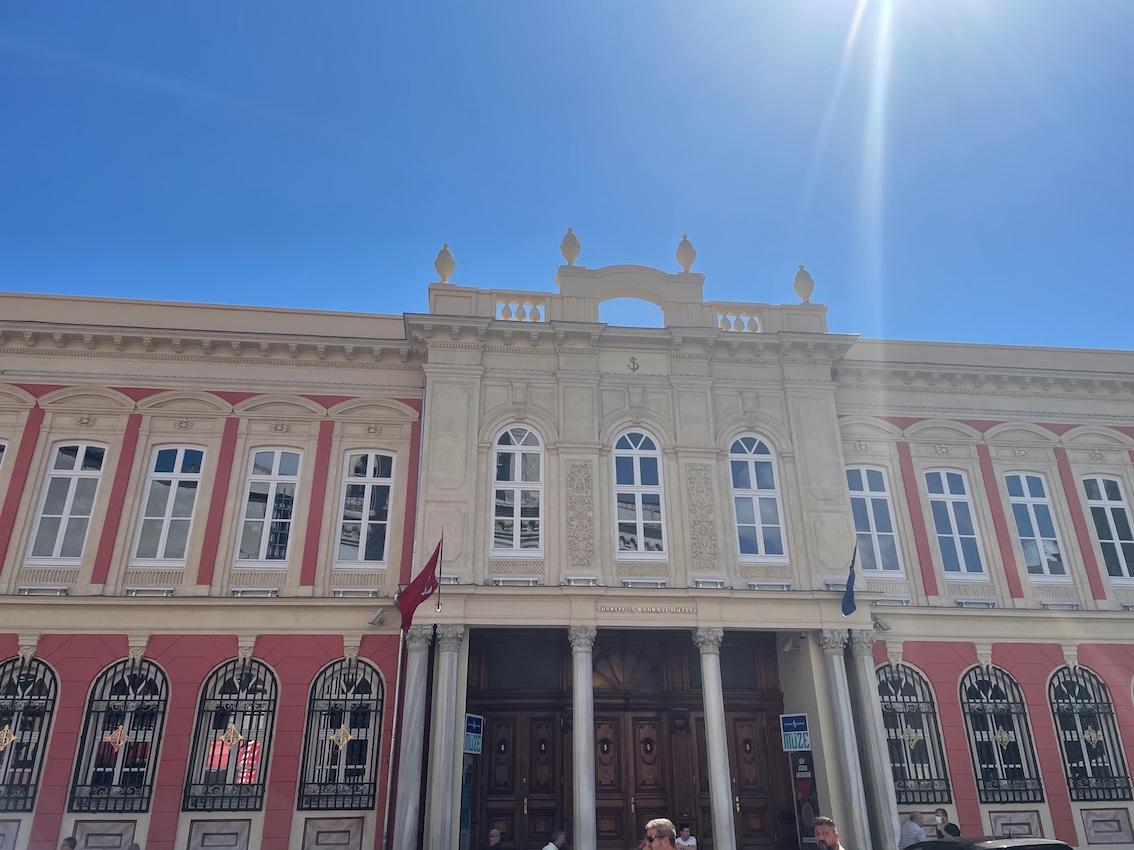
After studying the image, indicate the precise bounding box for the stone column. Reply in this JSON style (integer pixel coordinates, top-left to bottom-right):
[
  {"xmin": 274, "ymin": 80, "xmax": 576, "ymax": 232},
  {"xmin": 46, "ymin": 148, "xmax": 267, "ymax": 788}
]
[
  {"xmin": 569, "ymin": 626, "xmax": 598, "ymax": 850},
  {"xmin": 425, "ymin": 624, "xmax": 466, "ymax": 850},
  {"xmin": 392, "ymin": 625, "xmax": 433, "ymax": 850},
  {"xmin": 818, "ymin": 629, "xmax": 871, "ymax": 850},
  {"xmin": 848, "ymin": 629, "xmax": 900, "ymax": 850},
  {"xmin": 693, "ymin": 627, "xmax": 737, "ymax": 850}
]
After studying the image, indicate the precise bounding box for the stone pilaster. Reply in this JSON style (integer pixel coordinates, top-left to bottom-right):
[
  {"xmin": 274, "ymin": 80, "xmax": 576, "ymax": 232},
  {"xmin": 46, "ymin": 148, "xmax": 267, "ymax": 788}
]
[
  {"xmin": 848, "ymin": 629, "xmax": 899, "ymax": 850},
  {"xmin": 818, "ymin": 628, "xmax": 871, "ymax": 850},
  {"xmin": 693, "ymin": 627, "xmax": 736, "ymax": 850},
  {"xmin": 393, "ymin": 625, "xmax": 433, "ymax": 850},
  {"xmin": 568, "ymin": 626, "xmax": 598, "ymax": 850}
]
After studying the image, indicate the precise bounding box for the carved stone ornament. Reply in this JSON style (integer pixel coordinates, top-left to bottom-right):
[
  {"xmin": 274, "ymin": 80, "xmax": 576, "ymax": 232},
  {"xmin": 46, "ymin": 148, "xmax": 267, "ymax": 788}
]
[
  {"xmin": 848, "ymin": 629, "xmax": 877, "ymax": 657},
  {"xmin": 434, "ymin": 243, "xmax": 456, "ymax": 283},
  {"xmin": 793, "ymin": 265, "xmax": 815, "ymax": 304},
  {"xmin": 1089, "ymin": 449, "xmax": 1104, "ymax": 461},
  {"xmin": 174, "ymin": 418, "xmax": 193, "ymax": 431},
  {"xmin": 17, "ymin": 635, "xmax": 39, "ymax": 661},
  {"xmin": 436, "ymin": 624, "xmax": 466, "ymax": 652},
  {"xmin": 818, "ymin": 629, "xmax": 849, "ymax": 656},
  {"xmin": 934, "ymin": 444, "xmax": 950, "ymax": 456},
  {"xmin": 404, "ymin": 624, "xmax": 433, "ymax": 652},
  {"xmin": 692, "ymin": 627, "xmax": 724, "ymax": 653},
  {"xmin": 272, "ymin": 421, "xmax": 290, "ymax": 433},
  {"xmin": 1063, "ymin": 645, "xmax": 1079, "ymax": 669},
  {"xmin": 237, "ymin": 636, "xmax": 256, "ymax": 661},
  {"xmin": 560, "ymin": 227, "xmax": 581, "ymax": 265},
  {"xmin": 568, "ymin": 625, "xmax": 597, "ymax": 652},
  {"xmin": 342, "ymin": 633, "xmax": 363, "ymax": 660},
  {"xmin": 566, "ymin": 462, "xmax": 594, "ymax": 568},
  {"xmin": 974, "ymin": 642, "xmax": 993, "ymax": 670},
  {"xmin": 127, "ymin": 635, "xmax": 149, "ymax": 663},
  {"xmin": 853, "ymin": 440, "xmax": 869, "ymax": 454},
  {"xmin": 366, "ymin": 423, "xmax": 383, "ymax": 436},
  {"xmin": 77, "ymin": 414, "xmax": 96, "ymax": 427},
  {"xmin": 676, "ymin": 234, "xmax": 697, "ymax": 273},
  {"xmin": 685, "ymin": 464, "xmax": 719, "ymax": 570},
  {"xmin": 1013, "ymin": 446, "xmax": 1029, "ymax": 458},
  {"xmin": 887, "ymin": 644, "xmax": 904, "ymax": 666}
]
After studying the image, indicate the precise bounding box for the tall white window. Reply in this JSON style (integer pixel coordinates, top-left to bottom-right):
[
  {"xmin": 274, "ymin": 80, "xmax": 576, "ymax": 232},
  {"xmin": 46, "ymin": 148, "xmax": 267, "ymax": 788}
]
[
  {"xmin": 1004, "ymin": 473, "xmax": 1066, "ymax": 578},
  {"xmin": 236, "ymin": 449, "xmax": 301, "ymax": 564},
  {"xmin": 847, "ymin": 467, "xmax": 900, "ymax": 571},
  {"xmin": 29, "ymin": 443, "xmax": 106, "ymax": 562},
  {"xmin": 133, "ymin": 447, "xmax": 204, "ymax": 564},
  {"xmin": 492, "ymin": 427, "xmax": 542, "ymax": 553},
  {"xmin": 925, "ymin": 469, "xmax": 985, "ymax": 575},
  {"xmin": 337, "ymin": 452, "xmax": 394, "ymax": 566},
  {"xmin": 614, "ymin": 431, "xmax": 665, "ymax": 556},
  {"xmin": 729, "ymin": 436, "xmax": 785, "ymax": 559},
  {"xmin": 1083, "ymin": 477, "xmax": 1134, "ymax": 579}
]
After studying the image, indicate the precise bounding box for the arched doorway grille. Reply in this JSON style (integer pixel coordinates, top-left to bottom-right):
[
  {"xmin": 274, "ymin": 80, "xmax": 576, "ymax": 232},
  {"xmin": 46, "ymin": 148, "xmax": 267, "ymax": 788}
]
[
  {"xmin": 960, "ymin": 665, "xmax": 1043, "ymax": 803},
  {"xmin": 0, "ymin": 657, "xmax": 57, "ymax": 812}
]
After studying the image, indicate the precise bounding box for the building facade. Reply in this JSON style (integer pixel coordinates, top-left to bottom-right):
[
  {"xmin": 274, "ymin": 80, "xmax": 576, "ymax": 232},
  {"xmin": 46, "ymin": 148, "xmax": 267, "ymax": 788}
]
[{"xmin": 1, "ymin": 235, "xmax": 1133, "ymax": 850}]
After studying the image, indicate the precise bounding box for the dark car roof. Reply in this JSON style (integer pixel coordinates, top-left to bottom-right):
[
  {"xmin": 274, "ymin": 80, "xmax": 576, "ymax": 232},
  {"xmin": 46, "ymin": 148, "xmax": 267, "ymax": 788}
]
[{"xmin": 906, "ymin": 840, "xmax": 1073, "ymax": 850}]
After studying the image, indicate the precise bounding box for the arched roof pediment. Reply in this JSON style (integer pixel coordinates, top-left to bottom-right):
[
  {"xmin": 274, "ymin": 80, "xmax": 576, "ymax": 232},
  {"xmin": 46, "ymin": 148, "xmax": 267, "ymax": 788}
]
[
  {"xmin": 328, "ymin": 397, "xmax": 421, "ymax": 422},
  {"xmin": 37, "ymin": 386, "xmax": 135, "ymax": 411},
  {"xmin": 136, "ymin": 391, "xmax": 231, "ymax": 414},
  {"xmin": 984, "ymin": 423, "xmax": 1059, "ymax": 445},
  {"xmin": 233, "ymin": 394, "xmax": 325, "ymax": 418},
  {"xmin": 838, "ymin": 416, "xmax": 904, "ymax": 440},
  {"xmin": 904, "ymin": 419, "xmax": 982, "ymax": 443},
  {"xmin": 0, "ymin": 384, "xmax": 37, "ymax": 408},
  {"xmin": 1061, "ymin": 426, "xmax": 1134, "ymax": 448}
]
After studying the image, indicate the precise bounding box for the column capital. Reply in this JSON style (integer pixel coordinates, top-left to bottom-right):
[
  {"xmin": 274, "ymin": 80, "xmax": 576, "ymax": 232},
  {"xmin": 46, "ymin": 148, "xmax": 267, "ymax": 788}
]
[
  {"xmin": 436, "ymin": 623, "xmax": 466, "ymax": 652},
  {"xmin": 692, "ymin": 627, "xmax": 724, "ymax": 653},
  {"xmin": 818, "ymin": 628, "xmax": 849, "ymax": 656},
  {"xmin": 568, "ymin": 625, "xmax": 597, "ymax": 652},
  {"xmin": 405, "ymin": 624, "xmax": 434, "ymax": 652},
  {"xmin": 848, "ymin": 629, "xmax": 878, "ymax": 657}
]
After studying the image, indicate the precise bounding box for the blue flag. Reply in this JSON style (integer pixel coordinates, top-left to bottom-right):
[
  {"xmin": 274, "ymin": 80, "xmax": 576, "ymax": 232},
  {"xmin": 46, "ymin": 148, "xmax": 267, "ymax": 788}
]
[{"xmin": 841, "ymin": 544, "xmax": 858, "ymax": 617}]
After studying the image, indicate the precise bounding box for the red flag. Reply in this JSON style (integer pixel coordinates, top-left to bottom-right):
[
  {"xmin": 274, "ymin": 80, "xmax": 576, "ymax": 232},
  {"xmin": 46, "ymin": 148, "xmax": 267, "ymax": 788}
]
[{"xmin": 396, "ymin": 539, "xmax": 442, "ymax": 632}]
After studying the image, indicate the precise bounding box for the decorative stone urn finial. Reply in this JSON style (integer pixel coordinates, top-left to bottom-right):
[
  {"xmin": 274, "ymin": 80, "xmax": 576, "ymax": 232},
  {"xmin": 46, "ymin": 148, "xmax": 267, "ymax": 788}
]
[
  {"xmin": 560, "ymin": 227, "xmax": 581, "ymax": 265},
  {"xmin": 793, "ymin": 264, "xmax": 815, "ymax": 303},
  {"xmin": 676, "ymin": 234, "xmax": 696, "ymax": 273},
  {"xmin": 434, "ymin": 243, "xmax": 456, "ymax": 284}
]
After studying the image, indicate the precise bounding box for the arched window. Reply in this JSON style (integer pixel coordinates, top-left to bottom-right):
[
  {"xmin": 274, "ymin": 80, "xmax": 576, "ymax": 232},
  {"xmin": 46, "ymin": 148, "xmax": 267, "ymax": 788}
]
[
  {"xmin": 613, "ymin": 431, "xmax": 665, "ymax": 556},
  {"xmin": 876, "ymin": 663, "xmax": 951, "ymax": 803},
  {"xmin": 70, "ymin": 658, "xmax": 168, "ymax": 812},
  {"xmin": 28, "ymin": 442, "xmax": 107, "ymax": 563},
  {"xmin": 298, "ymin": 658, "xmax": 385, "ymax": 810},
  {"xmin": 1049, "ymin": 666, "xmax": 1132, "ymax": 801},
  {"xmin": 183, "ymin": 659, "xmax": 278, "ymax": 811},
  {"xmin": 960, "ymin": 666, "xmax": 1043, "ymax": 803},
  {"xmin": 729, "ymin": 436, "xmax": 785, "ymax": 559},
  {"xmin": 492, "ymin": 426, "xmax": 543, "ymax": 553},
  {"xmin": 0, "ymin": 657, "xmax": 57, "ymax": 812}
]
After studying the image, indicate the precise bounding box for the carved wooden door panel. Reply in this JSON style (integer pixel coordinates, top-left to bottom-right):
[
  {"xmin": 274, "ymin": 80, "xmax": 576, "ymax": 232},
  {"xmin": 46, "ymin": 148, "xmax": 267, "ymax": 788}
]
[
  {"xmin": 594, "ymin": 714, "xmax": 630, "ymax": 849},
  {"xmin": 630, "ymin": 714, "xmax": 670, "ymax": 833},
  {"xmin": 727, "ymin": 712, "xmax": 778, "ymax": 850},
  {"xmin": 480, "ymin": 712, "xmax": 565, "ymax": 849},
  {"xmin": 595, "ymin": 713, "xmax": 674, "ymax": 849}
]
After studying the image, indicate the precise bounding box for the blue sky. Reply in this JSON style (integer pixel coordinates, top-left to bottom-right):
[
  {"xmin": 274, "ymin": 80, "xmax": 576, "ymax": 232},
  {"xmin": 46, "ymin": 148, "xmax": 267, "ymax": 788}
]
[{"xmin": 2, "ymin": 2, "xmax": 1132, "ymax": 347}]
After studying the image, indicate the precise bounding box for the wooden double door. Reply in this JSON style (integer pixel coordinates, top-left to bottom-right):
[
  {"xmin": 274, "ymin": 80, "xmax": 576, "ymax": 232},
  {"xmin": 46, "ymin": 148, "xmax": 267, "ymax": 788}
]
[
  {"xmin": 475, "ymin": 707, "xmax": 788, "ymax": 850},
  {"xmin": 467, "ymin": 630, "xmax": 793, "ymax": 850}
]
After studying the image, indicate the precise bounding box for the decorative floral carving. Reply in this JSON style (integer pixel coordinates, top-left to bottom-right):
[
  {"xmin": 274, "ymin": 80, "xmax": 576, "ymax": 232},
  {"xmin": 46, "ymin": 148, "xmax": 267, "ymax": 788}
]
[
  {"xmin": 568, "ymin": 625, "xmax": 597, "ymax": 652},
  {"xmin": 436, "ymin": 624, "xmax": 465, "ymax": 652},
  {"xmin": 819, "ymin": 629, "xmax": 849, "ymax": 655},
  {"xmin": 77, "ymin": 414, "xmax": 96, "ymax": 427},
  {"xmin": 366, "ymin": 423, "xmax": 383, "ymax": 436},
  {"xmin": 175, "ymin": 418, "xmax": 193, "ymax": 431},
  {"xmin": 848, "ymin": 629, "xmax": 877, "ymax": 656},
  {"xmin": 272, "ymin": 421, "xmax": 290, "ymax": 433},
  {"xmin": 685, "ymin": 464, "xmax": 718, "ymax": 570},
  {"xmin": 566, "ymin": 462, "xmax": 594, "ymax": 568},
  {"xmin": 934, "ymin": 444, "xmax": 950, "ymax": 456},
  {"xmin": 692, "ymin": 627, "xmax": 724, "ymax": 652},
  {"xmin": 404, "ymin": 624, "xmax": 433, "ymax": 652}
]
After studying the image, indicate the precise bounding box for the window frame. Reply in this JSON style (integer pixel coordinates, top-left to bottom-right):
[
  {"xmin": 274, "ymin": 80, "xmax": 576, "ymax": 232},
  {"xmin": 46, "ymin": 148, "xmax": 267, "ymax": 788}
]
[
  {"xmin": 876, "ymin": 662, "xmax": 951, "ymax": 804},
  {"xmin": 297, "ymin": 657, "xmax": 386, "ymax": 810},
  {"xmin": 0, "ymin": 656, "xmax": 58, "ymax": 813},
  {"xmin": 0, "ymin": 440, "xmax": 7, "ymax": 470},
  {"xmin": 490, "ymin": 426, "xmax": 544, "ymax": 557},
  {"xmin": 333, "ymin": 450, "xmax": 397, "ymax": 569},
  {"xmin": 612, "ymin": 429, "xmax": 667, "ymax": 560},
  {"xmin": 728, "ymin": 435, "xmax": 788, "ymax": 563},
  {"xmin": 1048, "ymin": 665, "xmax": 1132, "ymax": 802},
  {"xmin": 847, "ymin": 465, "xmax": 902, "ymax": 574},
  {"xmin": 182, "ymin": 658, "xmax": 279, "ymax": 812},
  {"xmin": 69, "ymin": 658, "xmax": 169, "ymax": 813},
  {"xmin": 924, "ymin": 468, "xmax": 988, "ymax": 578},
  {"xmin": 1003, "ymin": 471, "xmax": 1069, "ymax": 582},
  {"xmin": 234, "ymin": 447, "xmax": 303, "ymax": 568},
  {"xmin": 130, "ymin": 445, "xmax": 207, "ymax": 567},
  {"xmin": 26, "ymin": 441, "xmax": 109, "ymax": 566},
  {"xmin": 960, "ymin": 665, "xmax": 1044, "ymax": 804},
  {"xmin": 1082, "ymin": 475, "xmax": 1134, "ymax": 582}
]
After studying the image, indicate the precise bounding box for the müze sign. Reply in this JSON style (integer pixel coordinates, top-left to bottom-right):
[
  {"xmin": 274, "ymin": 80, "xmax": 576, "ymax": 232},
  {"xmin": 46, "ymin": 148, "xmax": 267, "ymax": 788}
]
[{"xmin": 596, "ymin": 605, "xmax": 697, "ymax": 615}]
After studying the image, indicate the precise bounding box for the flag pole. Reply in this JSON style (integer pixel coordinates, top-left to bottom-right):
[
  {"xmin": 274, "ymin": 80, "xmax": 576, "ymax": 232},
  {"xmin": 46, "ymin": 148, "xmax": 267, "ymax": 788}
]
[{"xmin": 435, "ymin": 530, "xmax": 444, "ymax": 612}]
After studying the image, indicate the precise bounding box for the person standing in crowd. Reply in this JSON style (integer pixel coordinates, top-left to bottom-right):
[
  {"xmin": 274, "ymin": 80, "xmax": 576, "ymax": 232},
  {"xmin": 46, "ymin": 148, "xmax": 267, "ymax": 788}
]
[
  {"xmin": 541, "ymin": 830, "xmax": 567, "ymax": 850},
  {"xmin": 59, "ymin": 840, "xmax": 77, "ymax": 850},
  {"xmin": 814, "ymin": 816, "xmax": 848, "ymax": 850},
  {"xmin": 899, "ymin": 813, "xmax": 926, "ymax": 850},
  {"xmin": 934, "ymin": 808, "xmax": 961, "ymax": 839},
  {"xmin": 480, "ymin": 827, "xmax": 501, "ymax": 849},
  {"xmin": 675, "ymin": 823, "xmax": 697, "ymax": 848},
  {"xmin": 645, "ymin": 818, "xmax": 677, "ymax": 849}
]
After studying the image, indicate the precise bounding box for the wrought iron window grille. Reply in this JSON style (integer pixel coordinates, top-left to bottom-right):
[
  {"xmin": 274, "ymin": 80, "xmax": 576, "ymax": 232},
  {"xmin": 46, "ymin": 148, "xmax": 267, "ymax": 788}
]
[
  {"xmin": 876, "ymin": 663, "xmax": 952, "ymax": 804},
  {"xmin": 1049, "ymin": 666, "xmax": 1133, "ymax": 802},
  {"xmin": 182, "ymin": 658, "xmax": 278, "ymax": 812},
  {"xmin": 69, "ymin": 658, "xmax": 168, "ymax": 813},
  {"xmin": 960, "ymin": 666, "xmax": 1044, "ymax": 804},
  {"xmin": 298, "ymin": 657, "xmax": 385, "ymax": 810},
  {"xmin": 0, "ymin": 657, "xmax": 57, "ymax": 812}
]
